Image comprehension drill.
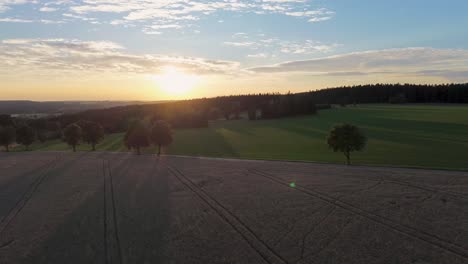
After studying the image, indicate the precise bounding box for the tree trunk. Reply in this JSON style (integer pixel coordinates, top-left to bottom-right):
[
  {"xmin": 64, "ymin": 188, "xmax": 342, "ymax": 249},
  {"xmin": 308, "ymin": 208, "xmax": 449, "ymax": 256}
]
[
  {"xmin": 137, "ymin": 146, "xmax": 141, "ymax": 155},
  {"xmin": 26, "ymin": 145, "xmax": 29, "ymax": 151},
  {"xmin": 158, "ymin": 144, "xmax": 161, "ymax": 156},
  {"xmin": 5, "ymin": 145, "xmax": 9, "ymax": 152},
  {"xmin": 92, "ymin": 143, "xmax": 96, "ymax": 151},
  {"xmin": 72, "ymin": 145, "xmax": 76, "ymax": 152},
  {"xmin": 345, "ymin": 152, "xmax": 350, "ymax": 165}
]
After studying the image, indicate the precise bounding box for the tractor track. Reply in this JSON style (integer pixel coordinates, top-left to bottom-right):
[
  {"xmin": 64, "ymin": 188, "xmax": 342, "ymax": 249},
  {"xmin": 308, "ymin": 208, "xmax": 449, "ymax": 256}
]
[
  {"xmin": 248, "ymin": 169, "xmax": 468, "ymax": 260},
  {"xmin": 103, "ymin": 159, "xmax": 123, "ymax": 264},
  {"xmin": 260, "ymin": 168, "xmax": 468, "ymax": 200},
  {"xmin": 168, "ymin": 165, "xmax": 289, "ymax": 264},
  {"xmin": 0, "ymin": 155, "xmax": 60, "ymax": 236}
]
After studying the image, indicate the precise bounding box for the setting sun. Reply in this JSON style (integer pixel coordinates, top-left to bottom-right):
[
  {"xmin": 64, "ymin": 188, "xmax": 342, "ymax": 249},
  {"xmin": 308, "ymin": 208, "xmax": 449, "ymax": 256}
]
[{"xmin": 152, "ymin": 67, "xmax": 199, "ymax": 97}]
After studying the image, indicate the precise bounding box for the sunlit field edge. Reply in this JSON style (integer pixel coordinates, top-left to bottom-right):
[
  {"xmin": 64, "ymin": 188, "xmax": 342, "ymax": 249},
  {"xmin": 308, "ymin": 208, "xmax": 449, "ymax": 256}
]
[{"xmin": 11, "ymin": 104, "xmax": 468, "ymax": 171}]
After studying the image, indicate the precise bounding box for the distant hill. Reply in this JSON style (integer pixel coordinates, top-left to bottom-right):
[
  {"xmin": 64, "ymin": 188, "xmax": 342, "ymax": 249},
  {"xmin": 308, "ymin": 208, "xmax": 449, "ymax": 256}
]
[{"xmin": 0, "ymin": 100, "xmax": 168, "ymax": 115}]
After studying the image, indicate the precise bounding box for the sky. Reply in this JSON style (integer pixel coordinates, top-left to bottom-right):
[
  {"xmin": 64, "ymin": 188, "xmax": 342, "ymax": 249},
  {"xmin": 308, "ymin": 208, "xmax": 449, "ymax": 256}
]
[{"xmin": 1, "ymin": 0, "xmax": 468, "ymax": 101}]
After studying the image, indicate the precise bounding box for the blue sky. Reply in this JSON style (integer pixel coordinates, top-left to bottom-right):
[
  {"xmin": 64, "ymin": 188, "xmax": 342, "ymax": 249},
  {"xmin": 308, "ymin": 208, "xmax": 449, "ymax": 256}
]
[{"xmin": 1, "ymin": 0, "xmax": 468, "ymax": 100}]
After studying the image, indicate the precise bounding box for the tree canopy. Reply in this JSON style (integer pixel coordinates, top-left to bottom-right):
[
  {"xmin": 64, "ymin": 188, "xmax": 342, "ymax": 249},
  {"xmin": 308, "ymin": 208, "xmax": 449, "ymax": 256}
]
[
  {"xmin": 63, "ymin": 123, "xmax": 82, "ymax": 152},
  {"xmin": 124, "ymin": 121, "xmax": 150, "ymax": 155},
  {"xmin": 16, "ymin": 125, "xmax": 36, "ymax": 150},
  {"xmin": 149, "ymin": 120, "xmax": 173, "ymax": 156},
  {"xmin": 0, "ymin": 126, "xmax": 16, "ymax": 152},
  {"xmin": 80, "ymin": 121, "xmax": 105, "ymax": 151},
  {"xmin": 327, "ymin": 124, "xmax": 367, "ymax": 165}
]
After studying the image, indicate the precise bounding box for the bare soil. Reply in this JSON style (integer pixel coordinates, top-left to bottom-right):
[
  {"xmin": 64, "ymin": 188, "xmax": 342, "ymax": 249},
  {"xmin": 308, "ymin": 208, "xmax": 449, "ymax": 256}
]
[{"xmin": 0, "ymin": 152, "xmax": 467, "ymax": 263}]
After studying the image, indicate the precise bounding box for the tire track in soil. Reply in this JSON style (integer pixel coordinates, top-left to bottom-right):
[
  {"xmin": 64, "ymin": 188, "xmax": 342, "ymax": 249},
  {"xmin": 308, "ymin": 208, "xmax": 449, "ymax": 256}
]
[
  {"xmin": 261, "ymin": 167, "xmax": 468, "ymax": 200},
  {"xmin": 103, "ymin": 159, "xmax": 123, "ymax": 264},
  {"xmin": 167, "ymin": 165, "xmax": 289, "ymax": 264},
  {"xmin": 383, "ymin": 179, "xmax": 468, "ymax": 200},
  {"xmin": 0, "ymin": 155, "xmax": 60, "ymax": 236},
  {"xmin": 248, "ymin": 169, "xmax": 468, "ymax": 260}
]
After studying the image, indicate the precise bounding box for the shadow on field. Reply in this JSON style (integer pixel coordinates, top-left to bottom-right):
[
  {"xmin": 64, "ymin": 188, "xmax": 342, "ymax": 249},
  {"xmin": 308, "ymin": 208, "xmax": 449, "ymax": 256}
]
[
  {"xmin": 109, "ymin": 154, "xmax": 171, "ymax": 264},
  {"xmin": 1, "ymin": 152, "xmax": 172, "ymax": 264},
  {"xmin": 0, "ymin": 152, "xmax": 89, "ymax": 222}
]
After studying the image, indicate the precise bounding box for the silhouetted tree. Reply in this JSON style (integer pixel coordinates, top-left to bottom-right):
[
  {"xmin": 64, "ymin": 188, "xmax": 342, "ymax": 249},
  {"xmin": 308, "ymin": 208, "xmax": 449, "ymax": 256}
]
[
  {"xmin": 221, "ymin": 104, "xmax": 232, "ymax": 120},
  {"xmin": 232, "ymin": 101, "xmax": 241, "ymax": 119},
  {"xmin": 0, "ymin": 115, "xmax": 14, "ymax": 127},
  {"xmin": 124, "ymin": 121, "xmax": 150, "ymax": 155},
  {"xmin": 388, "ymin": 93, "xmax": 408, "ymax": 104},
  {"xmin": 327, "ymin": 124, "xmax": 367, "ymax": 165},
  {"xmin": 149, "ymin": 120, "xmax": 173, "ymax": 156},
  {"xmin": 16, "ymin": 125, "xmax": 35, "ymax": 150},
  {"xmin": 63, "ymin": 123, "xmax": 82, "ymax": 152},
  {"xmin": 247, "ymin": 106, "xmax": 257, "ymax": 120},
  {"xmin": 0, "ymin": 126, "xmax": 16, "ymax": 152},
  {"xmin": 207, "ymin": 107, "xmax": 221, "ymax": 120},
  {"xmin": 81, "ymin": 121, "xmax": 104, "ymax": 151}
]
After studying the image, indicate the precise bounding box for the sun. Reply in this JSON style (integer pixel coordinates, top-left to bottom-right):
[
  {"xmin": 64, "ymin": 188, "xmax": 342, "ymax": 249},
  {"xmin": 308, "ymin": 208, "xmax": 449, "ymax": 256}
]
[{"xmin": 153, "ymin": 66, "xmax": 199, "ymax": 96}]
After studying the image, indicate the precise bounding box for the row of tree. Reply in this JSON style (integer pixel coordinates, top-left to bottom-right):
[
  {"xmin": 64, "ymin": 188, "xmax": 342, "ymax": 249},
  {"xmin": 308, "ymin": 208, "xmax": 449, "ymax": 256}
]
[
  {"xmin": 62, "ymin": 121, "xmax": 105, "ymax": 152},
  {"xmin": 0, "ymin": 125, "xmax": 36, "ymax": 151},
  {"xmin": 2, "ymin": 117, "xmax": 365, "ymax": 166},
  {"xmin": 0, "ymin": 120, "xmax": 105, "ymax": 152},
  {"xmin": 124, "ymin": 120, "xmax": 173, "ymax": 155}
]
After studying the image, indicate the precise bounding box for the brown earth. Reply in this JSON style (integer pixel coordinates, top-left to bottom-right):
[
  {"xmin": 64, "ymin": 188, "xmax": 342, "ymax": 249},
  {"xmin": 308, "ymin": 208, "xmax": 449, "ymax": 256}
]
[{"xmin": 0, "ymin": 152, "xmax": 467, "ymax": 264}]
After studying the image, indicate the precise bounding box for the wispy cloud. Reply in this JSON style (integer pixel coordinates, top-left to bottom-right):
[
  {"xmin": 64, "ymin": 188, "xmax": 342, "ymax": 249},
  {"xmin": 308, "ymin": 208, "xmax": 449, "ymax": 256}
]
[
  {"xmin": 0, "ymin": 0, "xmax": 28, "ymax": 13},
  {"xmin": 0, "ymin": 17, "xmax": 65, "ymax": 24},
  {"xmin": 0, "ymin": 0, "xmax": 332, "ymax": 34},
  {"xmin": 224, "ymin": 41, "xmax": 256, "ymax": 47},
  {"xmin": 0, "ymin": 17, "xmax": 32, "ymax": 23},
  {"xmin": 39, "ymin": 6, "xmax": 58, "ymax": 12},
  {"xmin": 0, "ymin": 38, "xmax": 240, "ymax": 76},
  {"xmin": 249, "ymin": 48, "xmax": 468, "ymax": 81},
  {"xmin": 225, "ymin": 33, "xmax": 340, "ymax": 58}
]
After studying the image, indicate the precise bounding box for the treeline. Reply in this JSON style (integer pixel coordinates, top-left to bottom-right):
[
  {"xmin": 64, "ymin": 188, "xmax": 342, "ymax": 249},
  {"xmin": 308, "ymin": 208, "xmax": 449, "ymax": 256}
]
[
  {"xmin": 0, "ymin": 115, "xmax": 105, "ymax": 152},
  {"xmin": 2, "ymin": 83, "xmax": 467, "ymax": 148},
  {"xmin": 51, "ymin": 83, "xmax": 467, "ymax": 133},
  {"xmin": 51, "ymin": 92, "xmax": 323, "ymax": 133},
  {"xmin": 306, "ymin": 83, "xmax": 468, "ymax": 105}
]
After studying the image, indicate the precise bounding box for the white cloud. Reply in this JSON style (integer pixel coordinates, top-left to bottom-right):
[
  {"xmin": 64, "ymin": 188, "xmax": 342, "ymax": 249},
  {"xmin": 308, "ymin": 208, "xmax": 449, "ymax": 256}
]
[
  {"xmin": 225, "ymin": 33, "xmax": 340, "ymax": 56},
  {"xmin": 0, "ymin": 0, "xmax": 336, "ymax": 35},
  {"xmin": 0, "ymin": 17, "xmax": 32, "ymax": 22},
  {"xmin": 247, "ymin": 53, "xmax": 268, "ymax": 58},
  {"xmin": 39, "ymin": 6, "xmax": 57, "ymax": 12},
  {"xmin": 249, "ymin": 48, "xmax": 468, "ymax": 82},
  {"xmin": 0, "ymin": 0, "xmax": 332, "ymax": 33},
  {"xmin": 0, "ymin": 38, "xmax": 240, "ymax": 76},
  {"xmin": 224, "ymin": 41, "xmax": 256, "ymax": 47},
  {"xmin": 0, "ymin": 0, "xmax": 28, "ymax": 13}
]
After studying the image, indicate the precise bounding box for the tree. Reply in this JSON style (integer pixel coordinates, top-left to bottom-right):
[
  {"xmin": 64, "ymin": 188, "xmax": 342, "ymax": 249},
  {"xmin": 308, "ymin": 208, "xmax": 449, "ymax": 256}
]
[
  {"xmin": 247, "ymin": 106, "xmax": 257, "ymax": 120},
  {"xmin": 124, "ymin": 121, "xmax": 150, "ymax": 155},
  {"xmin": 81, "ymin": 121, "xmax": 104, "ymax": 151},
  {"xmin": 63, "ymin": 123, "xmax": 82, "ymax": 152},
  {"xmin": 16, "ymin": 125, "xmax": 35, "ymax": 150},
  {"xmin": 0, "ymin": 115, "xmax": 14, "ymax": 127},
  {"xmin": 149, "ymin": 120, "xmax": 173, "ymax": 156},
  {"xmin": 0, "ymin": 126, "xmax": 16, "ymax": 152},
  {"xmin": 327, "ymin": 124, "xmax": 367, "ymax": 165}
]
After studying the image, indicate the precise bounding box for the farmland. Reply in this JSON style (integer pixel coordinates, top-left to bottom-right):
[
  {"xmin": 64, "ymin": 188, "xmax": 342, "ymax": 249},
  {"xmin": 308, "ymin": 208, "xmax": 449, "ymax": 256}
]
[
  {"xmin": 16, "ymin": 104, "xmax": 468, "ymax": 170},
  {"xmin": 0, "ymin": 151, "xmax": 467, "ymax": 263}
]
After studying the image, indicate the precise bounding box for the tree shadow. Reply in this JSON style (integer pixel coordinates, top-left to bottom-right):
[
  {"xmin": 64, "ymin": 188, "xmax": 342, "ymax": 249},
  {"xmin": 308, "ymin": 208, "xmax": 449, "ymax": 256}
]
[{"xmin": 0, "ymin": 153, "xmax": 172, "ymax": 264}]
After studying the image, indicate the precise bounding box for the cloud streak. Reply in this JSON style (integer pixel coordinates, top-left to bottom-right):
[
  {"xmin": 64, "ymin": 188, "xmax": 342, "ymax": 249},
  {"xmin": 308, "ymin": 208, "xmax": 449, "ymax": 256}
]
[
  {"xmin": 249, "ymin": 48, "xmax": 468, "ymax": 81},
  {"xmin": 1, "ymin": 0, "xmax": 335, "ymax": 33},
  {"xmin": 2, "ymin": 39, "xmax": 467, "ymax": 84},
  {"xmin": 0, "ymin": 38, "xmax": 240, "ymax": 76}
]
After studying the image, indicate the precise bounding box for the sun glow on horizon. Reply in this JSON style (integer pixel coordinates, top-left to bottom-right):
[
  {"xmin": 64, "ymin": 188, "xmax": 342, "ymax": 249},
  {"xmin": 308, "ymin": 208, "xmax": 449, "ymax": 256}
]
[{"xmin": 152, "ymin": 66, "xmax": 200, "ymax": 97}]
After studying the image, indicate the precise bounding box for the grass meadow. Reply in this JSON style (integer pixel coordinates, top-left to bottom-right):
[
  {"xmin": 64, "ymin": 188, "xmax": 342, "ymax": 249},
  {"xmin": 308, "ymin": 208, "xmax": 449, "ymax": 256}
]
[{"xmin": 15, "ymin": 104, "xmax": 468, "ymax": 170}]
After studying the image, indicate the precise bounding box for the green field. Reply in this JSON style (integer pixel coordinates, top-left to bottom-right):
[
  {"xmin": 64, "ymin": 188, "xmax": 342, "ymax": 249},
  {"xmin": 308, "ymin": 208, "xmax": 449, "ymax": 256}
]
[{"xmin": 12, "ymin": 104, "xmax": 468, "ymax": 170}]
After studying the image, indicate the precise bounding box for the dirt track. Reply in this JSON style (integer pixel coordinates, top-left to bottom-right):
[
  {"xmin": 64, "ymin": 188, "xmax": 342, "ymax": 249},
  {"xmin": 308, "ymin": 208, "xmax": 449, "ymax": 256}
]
[{"xmin": 0, "ymin": 152, "xmax": 467, "ymax": 264}]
